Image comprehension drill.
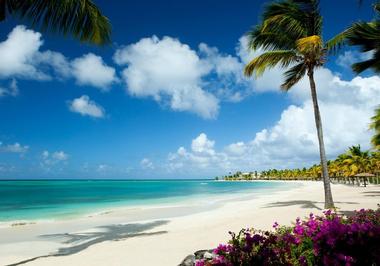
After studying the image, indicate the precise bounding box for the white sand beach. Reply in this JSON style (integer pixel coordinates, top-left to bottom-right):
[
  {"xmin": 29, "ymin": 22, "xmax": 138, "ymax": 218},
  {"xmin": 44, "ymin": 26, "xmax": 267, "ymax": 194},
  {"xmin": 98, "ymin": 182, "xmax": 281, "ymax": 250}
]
[{"xmin": 1, "ymin": 181, "xmax": 379, "ymax": 266}]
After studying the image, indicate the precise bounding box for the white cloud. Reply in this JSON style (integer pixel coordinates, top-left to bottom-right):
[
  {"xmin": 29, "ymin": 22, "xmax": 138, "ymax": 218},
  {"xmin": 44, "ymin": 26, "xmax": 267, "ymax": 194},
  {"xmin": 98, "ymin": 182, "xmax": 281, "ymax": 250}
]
[
  {"xmin": 52, "ymin": 151, "xmax": 69, "ymax": 161},
  {"xmin": 0, "ymin": 26, "xmax": 116, "ymax": 92},
  {"xmin": 71, "ymin": 53, "xmax": 118, "ymax": 90},
  {"xmin": 0, "ymin": 79, "xmax": 19, "ymax": 97},
  {"xmin": 198, "ymin": 42, "xmax": 251, "ymax": 102},
  {"xmin": 140, "ymin": 158, "xmax": 154, "ymax": 169},
  {"xmin": 336, "ymin": 50, "xmax": 373, "ymax": 69},
  {"xmin": 35, "ymin": 50, "xmax": 71, "ymax": 79},
  {"xmin": 191, "ymin": 133, "xmax": 215, "ymax": 155},
  {"xmin": 40, "ymin": 150, "xmax": 69, "ymax": 170},
  {"xmin": 69, "ymin": 95, "xmax": 105, "ymax": 118},
  {"xmin": 168, "ymin": 133, "xmax": 230, "ymax": 172},
  {"xmin": 167, "ymin": 70, "xmax": 380, "ymax": 174},
  {"xmin": 0, "ymin": 142, "xmax": 29, "ymax": 153},
  {"xmin": 113, "ymin": 35, "xmax": 275, "ymax": 118},
  {"xmin": 114, "ymin": 36, "xmax": 220, "ymax": 119},
  {"xmin": 0, "ymin": 25, "xmax": 47, "ymax": 80},
  {"xmin": 225, "ymin": 142, "xmax": 247, "ymax": 156}
]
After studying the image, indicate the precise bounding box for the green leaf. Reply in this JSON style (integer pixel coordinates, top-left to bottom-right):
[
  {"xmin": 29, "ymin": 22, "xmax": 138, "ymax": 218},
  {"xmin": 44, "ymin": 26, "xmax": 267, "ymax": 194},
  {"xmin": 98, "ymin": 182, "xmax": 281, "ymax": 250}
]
[
  {"xmin": 244, "ymin": 50, "xmax": 298, "ymax": 77},
  {"xmin": 4, "ymin": 0, "xmax": 111, "ymax": 45},
  {"xmin": 281, "ymin": 63, "xmax": 307, "ymax": 91}
]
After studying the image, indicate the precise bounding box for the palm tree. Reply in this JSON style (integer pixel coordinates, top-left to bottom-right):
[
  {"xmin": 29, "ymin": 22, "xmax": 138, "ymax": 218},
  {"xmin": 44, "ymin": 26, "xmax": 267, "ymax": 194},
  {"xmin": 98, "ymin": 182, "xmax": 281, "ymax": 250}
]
[
  {"xmin": 342, "ymin": 145, "xmax": 372, "ymax": 176},
  {"xmin": 0, "ymin": 0, "xmax": 111, "ymax": 45},
  {"xmin": 328, "ymin": 2, "xmax": 380, "ymax": 73},
  {"xmin": 370, "ymin": 106, "xmax": 380, "ymax": 149},
  {"xmin": 244, "ymin": 0, "xmax": 335, "ymax": 208}
]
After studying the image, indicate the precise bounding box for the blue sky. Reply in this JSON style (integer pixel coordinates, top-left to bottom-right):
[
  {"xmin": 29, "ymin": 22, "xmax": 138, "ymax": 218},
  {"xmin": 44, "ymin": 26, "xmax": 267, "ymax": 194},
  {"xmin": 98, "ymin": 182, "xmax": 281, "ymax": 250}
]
[{"xmin": 0, "ymin": 0, "xmax": 379, "ymax": 179}]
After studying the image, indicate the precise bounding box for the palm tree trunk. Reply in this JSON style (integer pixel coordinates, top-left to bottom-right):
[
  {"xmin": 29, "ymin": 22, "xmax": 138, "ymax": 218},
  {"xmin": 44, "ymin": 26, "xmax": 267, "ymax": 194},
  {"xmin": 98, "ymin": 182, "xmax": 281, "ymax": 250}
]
[{"xmin": 307, "ymin": 68, "xmax": 335, "ymax": 209}]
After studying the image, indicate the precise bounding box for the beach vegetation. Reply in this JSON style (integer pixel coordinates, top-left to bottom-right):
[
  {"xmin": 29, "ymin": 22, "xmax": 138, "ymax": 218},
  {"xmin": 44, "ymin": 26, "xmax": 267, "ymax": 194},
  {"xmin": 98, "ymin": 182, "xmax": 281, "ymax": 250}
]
[
  {"xmin": 196, "ymin": 207, "xmax": 380, "ymax": 266},
  {"xmin": 222, "ymin": 145, "xmax": 380, "ymax": 185}
]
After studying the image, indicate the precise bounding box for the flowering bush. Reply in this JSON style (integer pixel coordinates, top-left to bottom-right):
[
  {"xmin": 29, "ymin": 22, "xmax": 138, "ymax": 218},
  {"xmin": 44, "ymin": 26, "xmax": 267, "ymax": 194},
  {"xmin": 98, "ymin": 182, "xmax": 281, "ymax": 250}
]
[{"xmin": 196, "ymin": 207, "xmax": 380, "ymax": 266}]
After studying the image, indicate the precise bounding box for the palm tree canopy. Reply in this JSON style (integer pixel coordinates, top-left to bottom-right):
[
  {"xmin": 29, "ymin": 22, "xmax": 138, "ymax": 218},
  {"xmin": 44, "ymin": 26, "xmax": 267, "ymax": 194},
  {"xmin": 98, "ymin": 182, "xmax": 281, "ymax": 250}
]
[
  {"xmin": 0, "ymin": 0, "xmax": 111, "ymax": 45},
  {"xmin": 244, "ymin": 0, "xmax": 328, "ymax": 91},
  {"xmin": 327, "ymin": 2, "xmax": 380, "ymax": 73}
]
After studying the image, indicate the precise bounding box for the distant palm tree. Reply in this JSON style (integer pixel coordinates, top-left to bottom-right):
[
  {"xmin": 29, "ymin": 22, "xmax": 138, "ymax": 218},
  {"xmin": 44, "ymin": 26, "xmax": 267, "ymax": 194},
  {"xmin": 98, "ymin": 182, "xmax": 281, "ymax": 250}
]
[
  {"xmin": 341, "ymin": 145, "xmax": 372, "ymax": 176},
  {"xmin": 370, "ymin": 106, "xmax": 380, "ymax": 149},
  {"xmin": 0, "ymin": 0, "xmax": 111, "ymax": 45},
  {"xmin": 244, "ymin": 0, "xmax": 335, "ymax": 208}
]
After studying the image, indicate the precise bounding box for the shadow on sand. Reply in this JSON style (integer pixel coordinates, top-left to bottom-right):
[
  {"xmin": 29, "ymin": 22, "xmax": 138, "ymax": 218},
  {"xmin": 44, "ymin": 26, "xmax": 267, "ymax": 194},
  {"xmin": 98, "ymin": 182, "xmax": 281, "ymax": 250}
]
[
  {"xmin": 264, "ymin": 200, "xmax": 359, "ymax": 211},
  {"xmin": 7, "ymin": 220, "xmax": 169, "ymax": 266},
  {"xmin": 362, "ymin": 191, "xmax": 380, "ymax": 197}
]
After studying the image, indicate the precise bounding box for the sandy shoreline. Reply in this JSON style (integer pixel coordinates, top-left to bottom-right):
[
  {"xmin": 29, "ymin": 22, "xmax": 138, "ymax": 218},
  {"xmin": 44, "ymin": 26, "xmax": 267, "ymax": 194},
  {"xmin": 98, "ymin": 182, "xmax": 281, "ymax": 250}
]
[{"xmin": 1, "ymin": 181, "xmax": 379, "ymax": 266}]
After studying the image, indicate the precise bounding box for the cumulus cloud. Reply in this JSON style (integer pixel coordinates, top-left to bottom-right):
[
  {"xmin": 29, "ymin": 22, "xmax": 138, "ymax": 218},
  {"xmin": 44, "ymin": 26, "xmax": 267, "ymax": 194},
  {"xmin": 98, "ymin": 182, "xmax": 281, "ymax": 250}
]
[
  {"xmin": 114, "ymin": 36, "xmax": 222, "ymax": 119},
  {"xmin": 0, "ymin": 25, "xmax": 117, "ymax": 91},
  {"xmin": 69, "ymin": 95, "xmax": 105, "ymax": 118},
  {"xmin": 0, "ymin": 142, "xmax": 29, "ymax": 153},
  {"xmin": 167, "ymin": 70, "xmax": 380, "ymax": 174},
  {"xmin": 113, "ymin": 35, "xmax": 274, "ymax": 118},
  {"xmin": 71, "ymin": 53, "xmax": 118, "ymax": 90},
  {"xmin": 191, "ymin": 133, "xmax": 215, "ymax": 155},
  {"xmin": 168, "ymin": 133, "xmax": 231, "ymax": 172},
  {"xmin": 0, "ymin": 25, "xmax": 48, "ymax": 80}
]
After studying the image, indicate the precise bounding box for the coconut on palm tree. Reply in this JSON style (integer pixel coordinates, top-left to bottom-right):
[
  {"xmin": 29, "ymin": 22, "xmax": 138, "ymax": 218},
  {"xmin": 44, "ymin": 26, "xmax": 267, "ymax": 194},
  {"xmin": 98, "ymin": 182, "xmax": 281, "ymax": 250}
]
[
  {"xmin": 0, "ymin": 0, "xmax": 111, "ymax": 45},
  {"xmin": 244, "ymin": 0, "xmax": 335, "ymax": 208}
]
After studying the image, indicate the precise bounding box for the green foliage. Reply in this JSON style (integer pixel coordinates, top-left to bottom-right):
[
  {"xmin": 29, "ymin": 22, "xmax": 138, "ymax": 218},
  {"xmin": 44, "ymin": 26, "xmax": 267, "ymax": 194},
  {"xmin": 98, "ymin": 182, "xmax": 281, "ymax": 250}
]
[
  {"xmin": 223, "ymin": 145, "xmax": 380, "ymax": 181},
  {"xmin": 0, "ymin": 0, "xmax": 111, "ymax": 45},
  {"xmin": 329, "ymin": 2, "xmax": 380, "ymax": 73},
  {"xmin": 370, "ymin": 106, "xmax": 380, "ymax": 149},
  {"xmin": 244, "ymin": 0, "xmax": 326, "ymax": 91}
]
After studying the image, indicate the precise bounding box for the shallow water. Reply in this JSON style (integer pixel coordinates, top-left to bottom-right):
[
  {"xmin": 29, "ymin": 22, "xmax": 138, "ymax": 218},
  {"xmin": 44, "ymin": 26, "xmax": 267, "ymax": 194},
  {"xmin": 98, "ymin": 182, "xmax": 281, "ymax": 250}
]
[{"xmin": 0, "ymin": 180, "xmax": 299, "ymax": 221}]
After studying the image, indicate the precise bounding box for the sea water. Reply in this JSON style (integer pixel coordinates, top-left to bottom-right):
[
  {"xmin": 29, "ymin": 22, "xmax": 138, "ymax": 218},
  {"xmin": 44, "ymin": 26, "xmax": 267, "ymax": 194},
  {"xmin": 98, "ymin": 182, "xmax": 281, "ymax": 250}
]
[{"xmin": 0, "ymin": 180, "xmax": 300, "ymax": 221}]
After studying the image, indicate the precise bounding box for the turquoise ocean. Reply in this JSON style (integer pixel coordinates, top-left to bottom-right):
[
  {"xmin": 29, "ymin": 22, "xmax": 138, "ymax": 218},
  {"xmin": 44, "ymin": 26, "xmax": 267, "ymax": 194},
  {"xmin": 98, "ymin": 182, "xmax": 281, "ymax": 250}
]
[{"xmin": 0, "ymin": 180, "xmax": 300, "ymax": 222}]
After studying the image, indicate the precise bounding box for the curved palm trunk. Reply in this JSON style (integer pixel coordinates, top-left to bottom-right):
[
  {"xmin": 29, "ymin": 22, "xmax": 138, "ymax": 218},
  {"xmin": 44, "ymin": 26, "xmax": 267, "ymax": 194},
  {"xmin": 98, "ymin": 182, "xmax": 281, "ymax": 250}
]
[{"xmin": 307, "ymin": 69, "xmax": 335, "ymax": 209}]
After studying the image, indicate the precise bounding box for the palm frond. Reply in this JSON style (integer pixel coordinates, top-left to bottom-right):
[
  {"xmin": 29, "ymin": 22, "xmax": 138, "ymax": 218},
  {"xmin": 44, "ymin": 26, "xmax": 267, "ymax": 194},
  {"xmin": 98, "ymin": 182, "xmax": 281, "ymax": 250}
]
[
  {"xmin": 370, "ymin": 106, "xmax": 380, "ymax": 130},
  {"xmin": 371, "ymin": 134, "xmax": 380, "ymax": 149},
  {"xmin": 281, "ymin": 62, "xmax": 307, "ymax": 91},
  {"xmin": 244, "ymin": 50, "xmax": 298, "ymax": 77},
  {"xmin": 325, "ymin": 28, "xmax": 352, "ymax": 53},
  {"xmin": 294, "ymin": 0, "xmax": 323, "ymax": 36},
  {"xmin": 263, "ymin": 0, "xmax": 322, "ymax": 36},
  {"xmin": 261, "ymin": 14, "xmax": 307, "ymax": 39},
  {"xmin": 5, "ymin": 0, "xmax": 111, "ymax": 45},
  {"xmin": 352, "ymin": 49, "xmax": 380, "ymax": 73},
  {"xmin": 246, "ymin": 25, "xmax": 296, "ymax": 51},
  {"xmin": 347, "ymin": 22, "xmax": 380, "ymax": 52},
  {"xmin": 352, "ymin": 59, "xmax": 377, "ymax": 73}
]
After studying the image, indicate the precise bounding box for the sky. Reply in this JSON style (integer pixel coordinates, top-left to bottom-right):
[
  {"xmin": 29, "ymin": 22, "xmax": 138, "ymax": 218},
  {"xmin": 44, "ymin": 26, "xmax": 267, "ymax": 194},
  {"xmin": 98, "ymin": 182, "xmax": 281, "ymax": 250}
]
[{"xmin": 0, "ymin": 0, "xmax": 379, "ymax": 179}]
